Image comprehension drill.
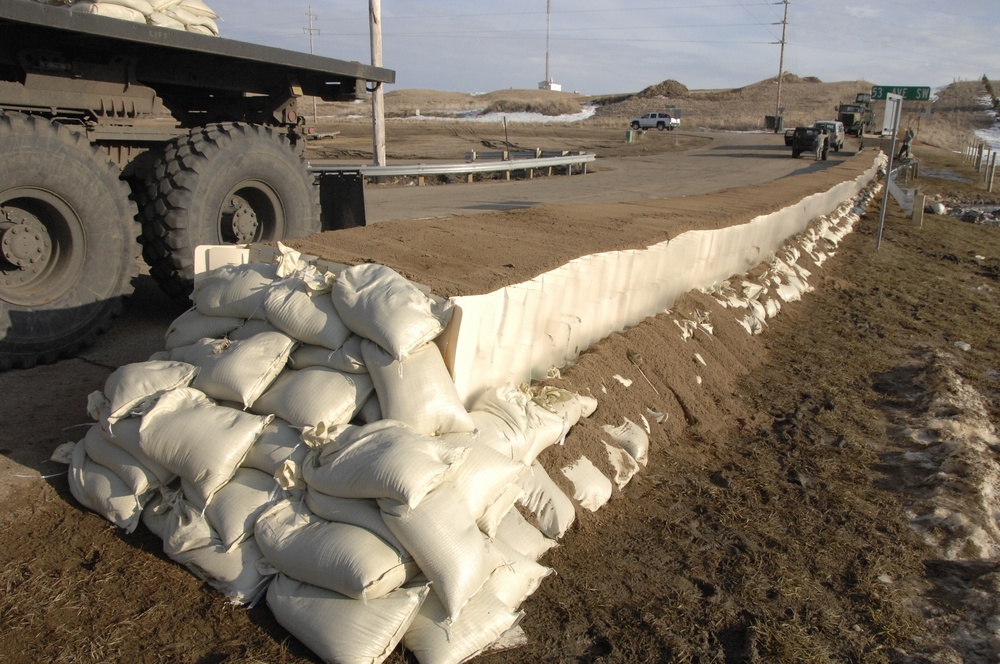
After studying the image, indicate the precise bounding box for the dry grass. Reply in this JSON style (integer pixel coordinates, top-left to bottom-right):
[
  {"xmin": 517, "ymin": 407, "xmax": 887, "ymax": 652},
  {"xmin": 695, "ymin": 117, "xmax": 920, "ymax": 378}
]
[{"xmin": 310, "ymin": 74, "xmax": 995, "ymax": 154}]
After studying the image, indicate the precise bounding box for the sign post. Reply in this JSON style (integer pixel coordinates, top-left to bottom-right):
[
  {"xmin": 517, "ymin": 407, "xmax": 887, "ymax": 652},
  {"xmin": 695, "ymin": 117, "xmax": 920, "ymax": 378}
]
[{"xmin": 875, "ymin": 93, "xmax": 903, "ymax": 250}]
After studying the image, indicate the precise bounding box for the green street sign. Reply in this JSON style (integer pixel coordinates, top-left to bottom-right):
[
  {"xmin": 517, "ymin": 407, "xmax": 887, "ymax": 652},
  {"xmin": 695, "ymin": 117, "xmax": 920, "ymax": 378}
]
[{"xmin": 870, "ymin": 86, "xmax": 931, "ymax": 101}]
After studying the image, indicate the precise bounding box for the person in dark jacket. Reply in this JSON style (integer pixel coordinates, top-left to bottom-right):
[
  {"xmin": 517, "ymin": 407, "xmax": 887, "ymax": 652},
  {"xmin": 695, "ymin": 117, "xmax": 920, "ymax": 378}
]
[{"xmin": 897, "ymin": 128, "xmax": 915, "ymax": 159}]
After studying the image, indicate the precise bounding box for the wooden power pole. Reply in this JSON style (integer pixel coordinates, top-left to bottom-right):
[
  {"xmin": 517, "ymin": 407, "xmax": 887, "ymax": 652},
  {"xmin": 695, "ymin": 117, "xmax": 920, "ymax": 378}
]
[
  {"xmin": 774, "ymin": 0, "xmax": 789, "ymax": 131},
  {"xmin": 369, "ymin": 0, "xmax": 386, "ymax": 167}
]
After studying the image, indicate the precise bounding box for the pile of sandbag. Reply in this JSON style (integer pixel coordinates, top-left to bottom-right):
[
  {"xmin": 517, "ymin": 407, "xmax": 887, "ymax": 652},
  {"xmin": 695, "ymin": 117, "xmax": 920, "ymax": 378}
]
[
  {"xmin": 32, "ymin": 0, "xmax": 220, "ymax": 35},
  {"xmin": 65, "ymin": 248, "xmax": 650, "ymax": 663}
]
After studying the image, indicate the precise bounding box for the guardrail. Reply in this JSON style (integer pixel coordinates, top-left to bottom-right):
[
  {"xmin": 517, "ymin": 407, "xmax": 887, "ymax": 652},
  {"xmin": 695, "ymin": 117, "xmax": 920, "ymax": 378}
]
[{"xmin": 309, "ymin": 151, "xmax": 596, "ymax": 185}]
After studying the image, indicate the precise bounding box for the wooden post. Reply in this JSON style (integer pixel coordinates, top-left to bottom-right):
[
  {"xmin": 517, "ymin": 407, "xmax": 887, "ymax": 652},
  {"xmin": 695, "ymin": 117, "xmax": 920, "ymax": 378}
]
[
  {"xmin": 911, "ymin": 191, "xmax": 924, "ymax": 227},
  {"xmin": 989, "ymin": 153, "xmax": 997, "ymax": 193},
  {"xmin": 369, "ymin": 0, "xmax": 386, "ymax": 168}
]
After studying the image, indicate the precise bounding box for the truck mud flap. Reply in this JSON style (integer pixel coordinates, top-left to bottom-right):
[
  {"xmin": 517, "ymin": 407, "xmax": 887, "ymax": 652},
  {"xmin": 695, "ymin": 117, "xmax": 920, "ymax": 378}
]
[{"xmin": 317, "ymin": 170, "xmax": 366, "ymax": 230}]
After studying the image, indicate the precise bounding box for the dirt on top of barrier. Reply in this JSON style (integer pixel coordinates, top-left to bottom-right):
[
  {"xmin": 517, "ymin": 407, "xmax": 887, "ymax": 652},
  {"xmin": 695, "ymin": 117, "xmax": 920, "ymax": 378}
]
[{"xmin": 287, "ymin": 153, "xmax": 878, "ymax": 298}]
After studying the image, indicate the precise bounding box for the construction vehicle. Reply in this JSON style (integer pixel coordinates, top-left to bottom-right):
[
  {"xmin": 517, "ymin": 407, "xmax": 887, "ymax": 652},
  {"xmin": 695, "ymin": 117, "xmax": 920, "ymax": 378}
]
[
  {"xmin": 0, "ymin": 1, "xmax": 394, "ymax": 370},
  {"xmin": 836, "ymin": 93, "xmax": 875, "ymax": 136}
]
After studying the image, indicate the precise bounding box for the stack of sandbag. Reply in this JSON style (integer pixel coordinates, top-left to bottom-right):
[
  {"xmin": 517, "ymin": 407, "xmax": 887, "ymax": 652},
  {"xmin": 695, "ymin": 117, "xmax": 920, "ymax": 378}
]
[
  {"xmin": 65, "ymin": 250, "xmax": 650, "ymax": 663},
  {"xmin": 32, "ymin": 0, "xmax": 221, "ymax": 35}
]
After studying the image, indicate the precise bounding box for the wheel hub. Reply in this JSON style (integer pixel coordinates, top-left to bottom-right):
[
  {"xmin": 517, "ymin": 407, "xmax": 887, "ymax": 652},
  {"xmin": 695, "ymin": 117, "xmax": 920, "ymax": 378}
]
[
  {"xmin": 225, "ymin": 197, "xmax": 260, "ymax": 244},
  {"xmin": 1, "ymin": 209, "xmax": 52, "ymax": 282}
]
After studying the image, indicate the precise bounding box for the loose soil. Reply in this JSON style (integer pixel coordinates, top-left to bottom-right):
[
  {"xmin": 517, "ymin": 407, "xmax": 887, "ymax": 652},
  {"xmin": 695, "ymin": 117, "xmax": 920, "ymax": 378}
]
[{"xmin": 2, "ymin": 83, "xmax": 999, "ymax": 663}]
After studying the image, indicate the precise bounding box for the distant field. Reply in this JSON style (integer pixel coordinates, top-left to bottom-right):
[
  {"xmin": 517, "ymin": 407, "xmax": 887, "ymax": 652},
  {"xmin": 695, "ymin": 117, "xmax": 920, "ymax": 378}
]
[{"xmin": 311, "ymin": 75, "xmax": 994, "ymax": 153}]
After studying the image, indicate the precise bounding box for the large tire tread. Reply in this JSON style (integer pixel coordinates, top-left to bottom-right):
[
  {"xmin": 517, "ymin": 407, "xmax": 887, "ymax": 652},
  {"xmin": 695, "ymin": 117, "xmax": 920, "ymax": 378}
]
[
  {"xmin": 136, "ymin": 123, "xmax": 319, "ymax": 304},
  {"xmin": 0, "ymin": 113, "xmax": 138, "ymax": 370}
]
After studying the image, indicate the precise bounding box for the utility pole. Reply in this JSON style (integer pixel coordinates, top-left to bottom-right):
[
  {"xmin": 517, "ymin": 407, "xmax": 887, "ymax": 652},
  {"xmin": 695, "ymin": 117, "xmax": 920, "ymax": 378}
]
[
  {"xmin": 774, "ymin": 0, "xmax": 789, "ymax": 132},
  {"xmin": 369, "ymin": 0, "xmax": 386, "ymax": 167},
  {"xmin": 304, "ymin": 5, "xmax": 319, "ymax": 123}
]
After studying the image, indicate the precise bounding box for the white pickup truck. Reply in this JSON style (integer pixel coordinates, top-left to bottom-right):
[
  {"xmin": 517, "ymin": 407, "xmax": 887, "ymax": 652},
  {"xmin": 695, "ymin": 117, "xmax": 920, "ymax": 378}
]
[{"xmin": 630, "ymin": 112, "xmax": 681, "ymax": 131}]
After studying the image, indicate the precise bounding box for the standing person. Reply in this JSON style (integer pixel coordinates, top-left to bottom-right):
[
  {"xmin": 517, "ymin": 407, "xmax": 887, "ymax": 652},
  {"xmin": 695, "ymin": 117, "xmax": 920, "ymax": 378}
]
[{"xmin": 897, "ymin": 128, "xmax": 915, "ymax": 159}]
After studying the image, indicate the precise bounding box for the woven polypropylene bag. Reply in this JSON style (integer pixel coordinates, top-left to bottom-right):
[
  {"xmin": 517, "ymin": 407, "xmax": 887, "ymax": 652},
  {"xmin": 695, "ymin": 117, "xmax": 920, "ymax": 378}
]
[{"xmin": 331, "ymin": 263, "xmax": 453, "ymax": 362}]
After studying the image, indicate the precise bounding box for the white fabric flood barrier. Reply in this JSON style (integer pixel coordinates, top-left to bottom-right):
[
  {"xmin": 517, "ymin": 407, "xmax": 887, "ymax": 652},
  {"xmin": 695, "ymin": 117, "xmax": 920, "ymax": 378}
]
[{"xmin": 62, "ymin": 154, "xmax": 883, "ymax": 663}]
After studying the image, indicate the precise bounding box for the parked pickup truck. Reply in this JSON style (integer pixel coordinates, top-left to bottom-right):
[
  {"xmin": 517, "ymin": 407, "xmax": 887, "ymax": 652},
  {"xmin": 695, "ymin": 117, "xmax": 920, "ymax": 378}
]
[{"xmin": 630, "ymin": 112, "xmax": 680, "ymax": 131}]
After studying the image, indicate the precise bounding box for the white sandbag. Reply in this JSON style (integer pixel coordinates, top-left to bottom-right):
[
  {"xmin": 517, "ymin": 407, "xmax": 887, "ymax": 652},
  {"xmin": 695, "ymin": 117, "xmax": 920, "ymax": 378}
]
[
  {"xmin": 469, "ymin": 385, "xmax": 533, "ymax": 461},
  {"xmin": 441, "ymin": 432, "xmax": 526, "ymax": 537},
  {"xmin": 147, "ymin": 10, "xmax": 185, "ymax": 28},
  {"xmin": 362, "ymin": 340, "xmax": 474, "ymax": 436},
  {"xmin": 68, "ymin": 440, "xmax": 147, "ymax": 533},
  {"xmin": 139, "ymin": 387, "xmax": 273, "ymax": 507},
  {"xmin": 403, "ymin": 588, "xmax": 523, "ymax": 664},
  {"xmin": 175, "ymin": 536, "xmax": 271, "ymax": 604},
  {"xmin": 263, "ymin": 279, "xmax": 352, "ymax": 351},
  {"xmin": 205, "ymin": 467, "xmax": 283, "ymax": 551},
  {"xmin": 250, "ymin": 366, "xmax": 373, "ymax": 430},
  {"xmin": 492, "ymin": 507, "xmax": 557, "ymax": 561},
  {"xmin": 604, "ymin": 441, "xmax": 640, "ymax": 489},
  {"xmin": 185, "ymin": 21, "xmax": 219, "ymax": 36},
  {"xmin": 89, "ymin": 412, "xmax": 175, "ymax": 486},
  {"xmin": 150, "ymin": 0, "xmax": 183, "ymax": 10},
  {"xmin": 96, "ymin": 0, "xmax": 156, "ymax": 13},
  {"xmin": 255, "ymin": 499, "xmax": 415, "ymax": 600},
  {"xmin": 516, "ymin": 461, "xmax": 575, "ymax": 540},
  {"xmin": 561, "ymin": 456, "xmax": 613, "ymax": 512},
  {"xmin": 71, "ymin": 1, "xmax": 147, "ymax": 22},
  {"xmin": 479, "ymin": 482, "xmax": 524, "ymax": 539},
  {"xmin": 521, "ymin": 399, "xmax": 569, "ymax": 464},
  {"xmin": 469, "ymin": 409, "xmax": 528, "ymax": 462},
  {"xmin": 602, "ymin": 418, "xmax": 649, "ymax": 466},
  {"xmin": 226, "ymin": 319, "xmax": 281, "ymax": 341},
  {"xmin": 145, "ymin": 495, "xmax": 273, "ymax": 609},
  {"xmin": 487, "ymin": 539, "xmax": 554, "ymax": 609},
  {"xmin": 177, "ymin": 0, "xmax": 218, "ymax": 17},
  {"xmin": 164, "ymin": 308, "xmax": 242, "ymax": 350},
  {"xmin": 380, "ymin": 483, "xmax": 504, "ymax": 619},
  {"xmin": 267, "ymin": 574, "xmax": 428, "ymax": 664},
  {"xmin": 331, "ymin": 263, "xmax": 454, "ymax": 362},
  {"xmin": 289, "ymin": 335, "xmax": 366, "ymax": 373},
  {"xmin": 99, "ymin": 360, "xmax": 198, "ymax": 427},
  {"xmin": 356, "ymin": 392, "xmax": 382, "ymax": 424},
  {"xmin": 532, "ymin": 386, "xmax": 598, "ymax": 428},
  {"xmin": 167, "ymin": 331, "xmax": 296, "ymax": 408},
  {"xmin": 192, "ymin": 262, "xmax": 278, "ymax": 320},
  {"xmin": 304, "ymin": 490, "xmax": 405, "ymax": 551},
  {"xmin": 241, "ymin": 418, "xmax": 309, "ymax": 478},
  {"xmin": 302, "ymin": 419, "xmax": 470, "ymax": 508},
  {"xmin": 82, "ymin": 423, "xmax": 166, "ymax": 497}
]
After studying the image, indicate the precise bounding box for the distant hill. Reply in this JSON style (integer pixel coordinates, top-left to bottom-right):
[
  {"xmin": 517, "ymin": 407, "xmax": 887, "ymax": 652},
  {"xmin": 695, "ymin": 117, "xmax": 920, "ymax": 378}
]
[{"xmin": 318, "ymin": 77, "xmax": 994, "ymax": 152}]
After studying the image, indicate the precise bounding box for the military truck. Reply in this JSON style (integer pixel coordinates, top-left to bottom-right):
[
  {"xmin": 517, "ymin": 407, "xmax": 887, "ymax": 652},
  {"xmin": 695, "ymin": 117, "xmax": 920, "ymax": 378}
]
[
  {"xmin": 0, "ymin": 2, "xmax": 394, "ymax": 370},
  {"xmin": 836, "ymin": 93, "xmax": 874, "ymax": 136}
]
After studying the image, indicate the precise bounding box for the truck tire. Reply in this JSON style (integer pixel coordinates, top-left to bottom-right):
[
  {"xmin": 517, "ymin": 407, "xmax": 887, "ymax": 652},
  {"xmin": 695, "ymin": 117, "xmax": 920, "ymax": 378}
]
[
  {"xmin": 138, "ymin": 123, "xmax": 320, "ymax": 303},
  {"xmin": 631, "ymin": 121, "xmax": 640, "ymax": 130},
  {"xmin": 792, "ymin": 150, "xmax": 801, "ymax": 158},
  {"xmin": 0, "ymin": 113, "xmax": 137, "ymax": 370},
  {"xmin": 656, "ymin": 122, "xmax": 666, "ymax": 131}
]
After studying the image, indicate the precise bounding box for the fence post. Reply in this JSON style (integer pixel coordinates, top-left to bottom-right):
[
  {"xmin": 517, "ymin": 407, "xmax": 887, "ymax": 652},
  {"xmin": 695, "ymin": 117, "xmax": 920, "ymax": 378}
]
[
  {"xmin": 989, "ymin": 153, "xmax": 997, "ymax": 193},
  {"xmin": 912, "ymin": 191, "xmax": 925, "ymax": 228}
]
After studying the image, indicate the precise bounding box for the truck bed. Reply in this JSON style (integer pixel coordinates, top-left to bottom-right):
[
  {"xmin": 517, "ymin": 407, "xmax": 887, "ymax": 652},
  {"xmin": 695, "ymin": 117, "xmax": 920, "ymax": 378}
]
[{"xmin": 0, "ymin": 1, "xmax": 394, "ymax": 100}]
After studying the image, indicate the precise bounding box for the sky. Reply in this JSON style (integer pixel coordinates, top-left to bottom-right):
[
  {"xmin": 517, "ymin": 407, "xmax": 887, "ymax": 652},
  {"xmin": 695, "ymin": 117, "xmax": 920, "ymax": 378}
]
[{"xmin": 206, "ymin": 0, "xmax": 1000, "ymax": 96}]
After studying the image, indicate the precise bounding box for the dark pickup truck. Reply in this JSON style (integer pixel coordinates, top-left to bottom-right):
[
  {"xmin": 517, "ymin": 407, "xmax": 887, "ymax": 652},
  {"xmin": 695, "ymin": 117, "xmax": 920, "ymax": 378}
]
[{"xmin": 789, "ymin": 126, "xmax": 829, "ymax": 161}]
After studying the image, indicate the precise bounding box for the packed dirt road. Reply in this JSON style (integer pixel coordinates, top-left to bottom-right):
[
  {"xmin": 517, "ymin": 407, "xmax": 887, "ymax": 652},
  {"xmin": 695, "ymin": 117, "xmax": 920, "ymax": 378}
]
[{"xmin": 325, "ymin": 131, "xmax": 846, "ymax": 223}]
